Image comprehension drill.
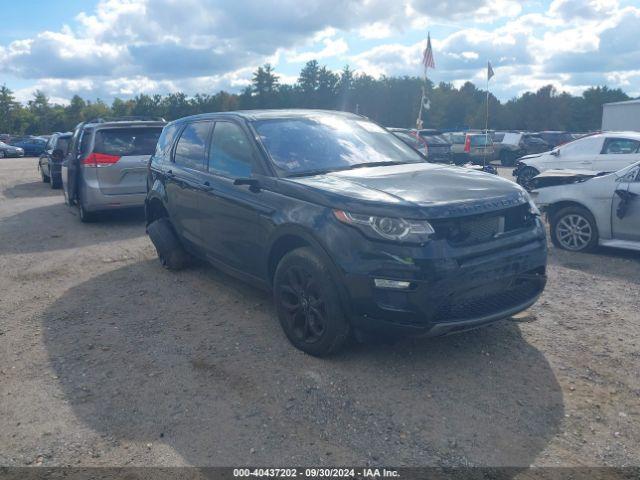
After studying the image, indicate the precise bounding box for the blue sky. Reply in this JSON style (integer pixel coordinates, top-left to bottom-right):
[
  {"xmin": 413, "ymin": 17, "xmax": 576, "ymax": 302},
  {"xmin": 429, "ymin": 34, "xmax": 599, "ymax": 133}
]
[{"xmin": 1, "ymin": 0, "xmax": 639, "ymax": 104}]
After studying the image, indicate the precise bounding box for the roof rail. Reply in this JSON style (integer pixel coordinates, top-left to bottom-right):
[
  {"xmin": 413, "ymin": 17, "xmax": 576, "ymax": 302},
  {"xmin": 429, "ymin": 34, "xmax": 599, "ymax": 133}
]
[{"xmin": 85, "ymin": 116, "xmax": 166, "ymax": 124}]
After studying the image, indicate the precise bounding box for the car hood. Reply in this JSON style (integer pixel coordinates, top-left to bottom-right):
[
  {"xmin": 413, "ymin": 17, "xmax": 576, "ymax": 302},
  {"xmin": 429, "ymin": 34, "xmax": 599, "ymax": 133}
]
[
  {"xmin": 530, "ymin": 169, "xmax": 606, "ymax": 189},
  {"xmin": 519, "ymin": 152, "xmax": 545, "ymax": 161},
  {"xmin": 284, "ymin": 162, "xmax": 529, "ymax": 219}
]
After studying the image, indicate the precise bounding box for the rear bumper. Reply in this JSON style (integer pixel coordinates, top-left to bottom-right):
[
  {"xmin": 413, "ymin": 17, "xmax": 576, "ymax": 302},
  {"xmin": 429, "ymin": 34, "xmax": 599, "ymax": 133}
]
[
  {"xmin": 80, "ymin": 182, "xmax": 145, "ymax": 212},
  {"xmin": 79, "ymin": 167, "xmax": 146, "ymax": 212}
]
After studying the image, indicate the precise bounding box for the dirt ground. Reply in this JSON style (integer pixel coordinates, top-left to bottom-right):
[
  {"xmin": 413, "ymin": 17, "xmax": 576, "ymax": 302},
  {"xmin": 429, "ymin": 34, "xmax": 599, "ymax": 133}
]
[{"xmin": 1, "ymin": 157, "xmax": 639, "ymax": 468}]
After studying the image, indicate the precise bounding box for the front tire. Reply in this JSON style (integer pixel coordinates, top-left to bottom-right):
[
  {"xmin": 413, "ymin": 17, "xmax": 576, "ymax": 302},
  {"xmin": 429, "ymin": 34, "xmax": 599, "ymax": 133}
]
[
  {"xmin": 146, "ymin": 217, "xmax": 190, "ymax": 270},
  {"xmin": 550, "ymin": 206, "xmax": 599, "ymax": 252},
  {"xmin": 516, "ymin": 166, "xmax": 539, "ymax": 190},
  {"xmin": 273, "ymin": 247, "xmax": 349, "ymax": 357}
]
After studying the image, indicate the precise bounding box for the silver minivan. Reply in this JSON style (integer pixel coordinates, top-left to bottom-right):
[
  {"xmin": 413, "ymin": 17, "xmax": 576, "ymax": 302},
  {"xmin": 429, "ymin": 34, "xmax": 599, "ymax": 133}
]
[{"xmin": 62, "ymin": 118, "xmax": 165, "ymax": 222}]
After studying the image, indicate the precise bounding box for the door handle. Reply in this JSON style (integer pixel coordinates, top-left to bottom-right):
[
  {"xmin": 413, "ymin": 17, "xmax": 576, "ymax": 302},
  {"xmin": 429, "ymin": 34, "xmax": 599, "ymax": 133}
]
[
  {"xmin": 166, "ymin": 169, "xmax": 174, "ymax": 177},
  {"xmin": 202, "ymin": 180, "xmax": 215, "ymax": 192}
]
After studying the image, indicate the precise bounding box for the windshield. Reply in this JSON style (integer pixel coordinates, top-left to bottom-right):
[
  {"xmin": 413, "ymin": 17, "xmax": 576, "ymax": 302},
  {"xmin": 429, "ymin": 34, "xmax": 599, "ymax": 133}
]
[
  {"xmin": 393, "ymin": 132, "xmax": 424, "ymax": 148},
  {"xmin": 253, "ymin": 114, "xmax": 424, "ymax": 175}
]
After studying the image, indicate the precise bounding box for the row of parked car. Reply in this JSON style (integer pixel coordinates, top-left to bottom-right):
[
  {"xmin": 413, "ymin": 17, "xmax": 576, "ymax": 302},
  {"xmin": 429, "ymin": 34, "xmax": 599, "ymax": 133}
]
[
  {"xmin": 0, "ymin": 135, "xmax": 48, "ymax": 157},
  {"xmin": 384, "ymin": 128, "xmax": 584, "ymax": 168},
  {"xmin": 30, "ymin": 110, "xmax": 639, "ymax": 355}
]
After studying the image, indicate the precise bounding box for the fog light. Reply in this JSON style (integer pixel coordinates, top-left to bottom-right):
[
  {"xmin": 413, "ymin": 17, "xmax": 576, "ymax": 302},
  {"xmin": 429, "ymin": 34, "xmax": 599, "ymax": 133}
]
[{"xmin": 374, "ymin": 278, "xmax": 411, "ymax": 289}]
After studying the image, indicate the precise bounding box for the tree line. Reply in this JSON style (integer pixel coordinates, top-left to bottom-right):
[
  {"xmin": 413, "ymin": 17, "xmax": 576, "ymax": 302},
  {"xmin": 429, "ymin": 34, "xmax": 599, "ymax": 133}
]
[{"xmin": 0, "ymin": 60, "xmax": 633, "ymax": 135}]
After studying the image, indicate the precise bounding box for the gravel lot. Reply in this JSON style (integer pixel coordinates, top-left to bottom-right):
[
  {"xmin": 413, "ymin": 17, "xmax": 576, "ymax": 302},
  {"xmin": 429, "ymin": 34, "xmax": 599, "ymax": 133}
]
[{"xmin": 1, "ymin": 158, "xmax": 639, "ymax": 468}]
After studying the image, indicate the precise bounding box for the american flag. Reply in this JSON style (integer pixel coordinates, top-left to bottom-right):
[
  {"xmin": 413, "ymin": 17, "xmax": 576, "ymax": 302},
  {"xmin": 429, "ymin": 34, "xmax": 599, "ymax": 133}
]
[{"xmin": 422, "ymin": 33, "xmax": 435, "ymax": 71}]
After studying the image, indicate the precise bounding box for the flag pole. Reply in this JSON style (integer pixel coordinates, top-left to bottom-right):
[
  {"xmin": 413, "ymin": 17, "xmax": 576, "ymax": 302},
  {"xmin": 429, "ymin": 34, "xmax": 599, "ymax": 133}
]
[{"xmin": 484, "ymin": 75, "xmax": 489, "ymax": 167}]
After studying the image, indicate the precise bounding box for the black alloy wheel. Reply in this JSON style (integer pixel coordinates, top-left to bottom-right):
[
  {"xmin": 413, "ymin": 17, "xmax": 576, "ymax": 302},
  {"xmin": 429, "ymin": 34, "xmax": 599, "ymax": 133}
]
[{"xmin": 274, "ymin": 247, "xmax": 349, "ymax": 356}]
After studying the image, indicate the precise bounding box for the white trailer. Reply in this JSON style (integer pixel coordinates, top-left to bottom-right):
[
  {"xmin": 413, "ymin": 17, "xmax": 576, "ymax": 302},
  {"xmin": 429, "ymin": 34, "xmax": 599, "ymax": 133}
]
[{"xmin": 602, "ymin": 99, "xmax": 640, "ymax": 132}]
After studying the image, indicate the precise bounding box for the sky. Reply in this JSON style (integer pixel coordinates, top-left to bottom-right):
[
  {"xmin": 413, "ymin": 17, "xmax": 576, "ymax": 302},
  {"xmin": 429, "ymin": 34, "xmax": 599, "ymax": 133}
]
[{"xmin": 1, "ymin": 0, "xmax": 639, "ymax": 104}]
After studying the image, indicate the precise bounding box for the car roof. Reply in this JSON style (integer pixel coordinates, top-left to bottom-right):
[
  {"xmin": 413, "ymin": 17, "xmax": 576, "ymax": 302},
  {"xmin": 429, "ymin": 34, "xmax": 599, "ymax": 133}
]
[
  {"xmin": 577, "ymin": 131, "xmax": 640, "ymax": 141},
  {"xmin": 167, "ymin": 109, "xmax": 363, "ymax": 125}
]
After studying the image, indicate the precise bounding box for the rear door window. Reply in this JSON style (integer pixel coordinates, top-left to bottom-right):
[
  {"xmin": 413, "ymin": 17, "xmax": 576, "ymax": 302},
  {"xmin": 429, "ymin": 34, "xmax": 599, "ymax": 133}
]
[
  {"xmin": 602, "ymin": 138, "xmax": 640, "ymax": 154},
  {"xmin": 79, "ymin": 130, "xmax": 93, "ymax": 157},
  {"xmin": 174, "ymin": 121, "xmax": 211, "ymax": 171},
  {"xmin": 93, "ymin": 128, "xmax": 162, "ymax": 157},
  {"xmin": 208, "ymin": 122, "xmax": 254, "ymax": 178}
]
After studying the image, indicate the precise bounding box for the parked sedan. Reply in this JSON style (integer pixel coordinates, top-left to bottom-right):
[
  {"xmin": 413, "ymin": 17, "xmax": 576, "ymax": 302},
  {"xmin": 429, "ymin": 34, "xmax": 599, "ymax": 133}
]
[
  {"xmin": 0, "ymin": 141, "xmax": 24, "ymax": 158},
  {"xmin": 531, "ymin": 161, "xmax": 640, "ymax": 253},
  {"xmin": 38, "ymin": 132, "xmax": 72, "ymax": 188},
  {"xmin": 514, "ymin": 132, "xmax": 640, "ymax": 188},
  {"xmin": 145, "ymin": 109, "xmax": 547, "ymax": 356},
  {"xmin": 10, "ymin": 137, "xmax": 47, "ymax": 156}
]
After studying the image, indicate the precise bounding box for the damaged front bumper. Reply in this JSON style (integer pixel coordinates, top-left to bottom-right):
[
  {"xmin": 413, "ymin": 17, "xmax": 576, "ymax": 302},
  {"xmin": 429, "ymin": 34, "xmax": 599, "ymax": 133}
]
[{"xmin": 333, "ymin": 218, "xmax": 548, "ymax": 337}]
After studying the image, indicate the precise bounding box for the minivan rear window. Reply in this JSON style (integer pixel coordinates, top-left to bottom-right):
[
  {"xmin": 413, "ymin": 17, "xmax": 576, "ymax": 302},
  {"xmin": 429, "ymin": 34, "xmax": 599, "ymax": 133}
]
[{"xmin": 93, "ymin": 128, "xmax": 162, "ymax": 157}]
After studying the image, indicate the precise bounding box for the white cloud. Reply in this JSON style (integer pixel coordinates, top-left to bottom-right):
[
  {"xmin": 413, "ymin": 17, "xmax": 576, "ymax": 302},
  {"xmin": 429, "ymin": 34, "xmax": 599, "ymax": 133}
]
[{"xmin": 1, "ymin": 0, "xmax": 640, "ymax": 102}]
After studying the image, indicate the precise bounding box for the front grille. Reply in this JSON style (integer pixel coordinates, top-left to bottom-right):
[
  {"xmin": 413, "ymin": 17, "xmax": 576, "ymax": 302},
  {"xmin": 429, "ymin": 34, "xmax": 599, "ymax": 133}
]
[
  {"xmin": 433, "ymin": 275, "xmax": 543, "ymax": 322},
  {"xmin": 431, "ymin": 203, "xmax": 535, "ymax": 246}
]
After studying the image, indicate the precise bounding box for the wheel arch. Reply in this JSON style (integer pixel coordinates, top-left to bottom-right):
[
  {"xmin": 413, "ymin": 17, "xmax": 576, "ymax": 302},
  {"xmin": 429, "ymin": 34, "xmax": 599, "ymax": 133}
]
[
  {"xmin": 145, "ymin": 196, "xmax": 169, "ymax": 226},
  {"xmin": 266, "ymin": 225, "xmax": 352, "ymax": 316}
]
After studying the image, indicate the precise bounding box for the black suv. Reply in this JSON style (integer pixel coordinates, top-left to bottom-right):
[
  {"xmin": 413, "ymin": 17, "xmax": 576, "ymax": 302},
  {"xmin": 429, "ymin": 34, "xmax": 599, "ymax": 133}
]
[{"xmin": 146, "ymin": 110, "xmax": 547, "ymax": 356}]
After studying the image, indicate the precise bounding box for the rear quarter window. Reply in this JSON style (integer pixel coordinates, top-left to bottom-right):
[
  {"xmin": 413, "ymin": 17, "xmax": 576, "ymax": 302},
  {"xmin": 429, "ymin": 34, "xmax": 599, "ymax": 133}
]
[
  {"xmin": 93, "ymin": 127, "xmax": 162, "ymax": 157},
  {"xmin": 155, "ymin": 124, "xmax": 180, "ymax": 160}
]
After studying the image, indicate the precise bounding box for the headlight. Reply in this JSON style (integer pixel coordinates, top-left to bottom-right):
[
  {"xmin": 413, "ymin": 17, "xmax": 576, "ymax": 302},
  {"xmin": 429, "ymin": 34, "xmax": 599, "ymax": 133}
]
[{"xmin": 333, "ymin": 210, "xmax": 434, "ymax": 243}]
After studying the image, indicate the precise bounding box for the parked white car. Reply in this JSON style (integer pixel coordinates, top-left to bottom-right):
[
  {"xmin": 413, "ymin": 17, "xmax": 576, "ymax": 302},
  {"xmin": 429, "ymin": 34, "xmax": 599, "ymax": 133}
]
[
  {"xmin": 513, "ymin": 132, "xmax": 640, "ymax": 188},
  {"xmin": 530, "ymin": 161, "xmax": 640, "ymax": 252}
]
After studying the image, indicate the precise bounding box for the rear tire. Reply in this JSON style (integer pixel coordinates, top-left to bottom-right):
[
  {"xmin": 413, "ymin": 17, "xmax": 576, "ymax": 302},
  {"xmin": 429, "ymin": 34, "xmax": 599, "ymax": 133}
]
[
  {"xmin": 550, "ymin": 206, "xmax": 598, "ymax": 253},
  {"xmin": 78, "ymin": 202, "xmax": 97, "ymax": 223},
  {"xmin": 40, "ymin": 165, "xmax": 50, "ymax": 183},
  {"xmin": 273, "ymin": 247, "xmax": 349, "ymax": 357},
  {"xmin": 147, "ymin": 217, "xmax": 190, "ymax": 270}
]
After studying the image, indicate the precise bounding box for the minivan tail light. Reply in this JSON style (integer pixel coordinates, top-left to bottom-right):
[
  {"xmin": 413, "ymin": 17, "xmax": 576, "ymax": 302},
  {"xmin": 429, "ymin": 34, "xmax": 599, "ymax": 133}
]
[
  {"xmin": 83, "ymin": 152, "xmax": 121, "ymax": 166},
  {"xmin": 464, "ymin": 136, "xmax": 471, "ymax": 153}
]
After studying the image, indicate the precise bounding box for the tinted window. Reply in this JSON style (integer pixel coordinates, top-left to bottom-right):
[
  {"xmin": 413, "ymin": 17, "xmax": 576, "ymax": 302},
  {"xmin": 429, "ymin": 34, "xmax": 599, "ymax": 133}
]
[
  {"xmin": 155, "ymin": 124, "xmax": 180, "ymax": 159},
  {"xmin": 56, "ymin": 137, "xmax": 70, "ymax": 155},
  {"xmin": 602, "ymin": 138, "xmax": 640, "ymax": 154},
  {"xmin": 80, "ymin": 130, "xmax": 93, "ymax": 157},
  {"xmin": 208, "ymin": 122, "xmax": 253, "ymax": 178},
  {"xmin": 253, "ymin": 114, "xmax": 423, "ymax": 175},
  {"xmin": 174, "ymin": 122, "xmax": 210, "ymax": 170},
  {"xmin": 93, "ymin": 128, "xmax": 162, "ymax": 157}
]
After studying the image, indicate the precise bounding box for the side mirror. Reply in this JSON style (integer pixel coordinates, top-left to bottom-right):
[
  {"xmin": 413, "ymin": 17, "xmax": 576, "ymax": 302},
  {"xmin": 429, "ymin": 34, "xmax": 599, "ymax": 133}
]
[
  {"xmin": 233, "ymin": 178, "xmax": 261, "ymax": 192},
  {"xmin": 550, "ymin": 149, "xmax": 560, "ymax": 157},
  {"xmin": 51, "ymin": 149, "xmax": 64, "ymax": 161}
]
